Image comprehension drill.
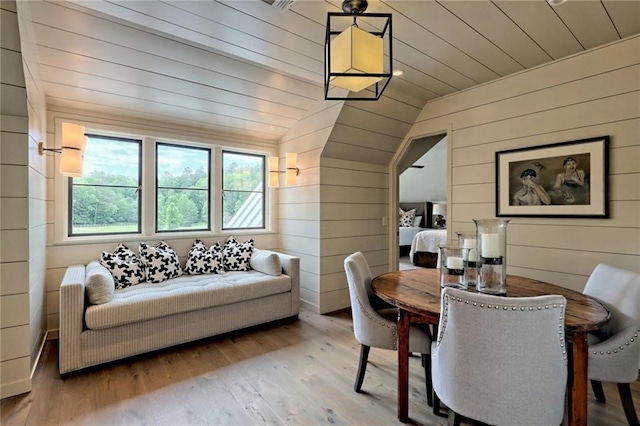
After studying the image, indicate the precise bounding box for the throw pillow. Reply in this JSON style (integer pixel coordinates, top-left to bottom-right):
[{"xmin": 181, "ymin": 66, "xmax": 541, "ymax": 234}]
[
  {"xmin": 85, "ymin": 261, "xmax": 115, "ymax": 304},
  {"xmin": 100, "ymin": 243, "xmax": 145, "ymax": 289},
  {"xmin": 399, "ymin": 208, "xmax": 416, "ymax": 227},
  {"xmin": 139, "ymin": 241, "xmax": 183, "ymax": 284},
  {"xmin": 184, "ymin": 239, "xmax": 225, "ymax": 275},
  {"xmin": 413, "ymin": 215, "xmax": 423, "ymax": 228},
  {"xmin": 223, "ymin": 236, "xmax": 254, "ymax": 271},
  {"xmin": 250, "ymin": 248, "xmax": 282, "ymax": 276}
]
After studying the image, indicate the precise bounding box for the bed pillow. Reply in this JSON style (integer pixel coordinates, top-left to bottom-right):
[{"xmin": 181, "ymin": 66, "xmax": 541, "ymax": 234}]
[
  {"xmin": 413, "ymin": 215, "xmax": 423, "ymax": 228},
  {"xmin": 399, "ymin": 208, "xmax": 416, "ymax": 227},
  {"xmin": 184, "ymin": 239, "xmax": 225, "ymax": 275},
  {"xmin": 85, "ymin": 261, "xmax": 115, "ymax": 304},
  {"xmin": 250, "ymin": 248, "xmax": 282, "ymax": 276},
  {"xmin": 139, "ymin": 241, "xmax": 183, "ymax": 284},
  {"xmin": 223, "ymin": 236, "xmax": 254, "ymax": 271},
  {"xmin": 100, "ymin": 243, "xmax": 145, "ymax": 289}
]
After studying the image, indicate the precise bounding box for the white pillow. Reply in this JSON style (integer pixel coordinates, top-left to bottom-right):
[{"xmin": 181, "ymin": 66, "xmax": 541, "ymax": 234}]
[
  {"xmin": 250, "ymin": 248, "xmax": 282, "ymax": 276},
  {"xmin": 413, "ymin": 215, "xmax": 423, "ymax": 227},
  {"xmin": 184, "ymin": 239, "xmax": 225, "ymax": 275},
  {"xmin": 223, "ymin": 237, "xmax": 254, "ymax": 271},
  {"xmin": 85, "ymin": 261, "xmax": 115, "ymax": 304},
  {"xmin": 139, "ymin": 241, "xmax": 183, "ymax": 284},
  {"xmin": 100, "ymin": 243, "xmax": 145, "ymax": 289}
]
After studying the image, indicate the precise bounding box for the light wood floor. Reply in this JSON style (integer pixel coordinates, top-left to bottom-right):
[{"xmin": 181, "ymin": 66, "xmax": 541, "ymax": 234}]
[{"xmin": 1, "ymin": 308, "xmax": 638, "ymax": 425}]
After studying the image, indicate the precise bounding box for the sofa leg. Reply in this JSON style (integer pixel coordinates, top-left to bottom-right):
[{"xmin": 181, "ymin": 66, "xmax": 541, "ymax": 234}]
[{"xmin": 354, "ymin": 345, "xmax": 370, "ymax": 393}]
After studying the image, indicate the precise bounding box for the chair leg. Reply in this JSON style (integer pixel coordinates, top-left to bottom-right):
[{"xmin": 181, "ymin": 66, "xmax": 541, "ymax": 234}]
[
  {"xmin": 354, "ymin": 345, "xmax": 370, "ymax": 393},
  {"xmin": 590, "ymin": 379, "xmax": 606, "ymax": 403},
  {"xmin": 617, "ymin": 382, "xmax": 639, "ymax": 426},
  {"xmin": 433, "ymin": 391, "xmax": 447, "ymax": 417},
  {"xmin": 447, "ymin": 411, "xmax": 462, "ymax": 426},
  {"xmin": 421, "ymin": 354, "xmax": 433, "ymax": 407}
]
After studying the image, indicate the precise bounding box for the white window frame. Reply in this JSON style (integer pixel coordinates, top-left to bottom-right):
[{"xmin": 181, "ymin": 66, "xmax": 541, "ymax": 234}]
[{"xmin": 52, "ymin": 118, "xmax": 276, "ymax": 245}]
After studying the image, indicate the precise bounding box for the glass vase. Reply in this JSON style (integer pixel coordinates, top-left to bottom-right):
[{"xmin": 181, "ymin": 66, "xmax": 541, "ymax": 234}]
[
  {"xmin": 456, "ymin": 232, "xmax": 478, "ymax": 287},
  {"xmin": 472, "ymin": 219, "xmax": 510, "ymax": 295},
  {"xmin": 439, "ymin": 245, "xmax": 468, "ymax": 290}
]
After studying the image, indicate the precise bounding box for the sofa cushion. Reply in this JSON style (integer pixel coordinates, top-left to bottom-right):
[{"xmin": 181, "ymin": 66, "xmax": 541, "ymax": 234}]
[
  {"xmin": 85, "ymin": 261, "xmax": 115, "ymax": 304},
  {"xmin": 139, "ymin": 241, "xmax": 183, "ymax": 284},
  {"xmin": 100, "ymin": 243, "xmax": 145, "ymax": 289},
  {"xmin": 84, "ymin": 271, "xmax": 292, "ymax": 330},
  {"xmin": 250, "ymin": 249, "xmax": 282, "ymax": 276},
  {"xmin": 184, "ymin": 239, "xmax": 225, "ymax": 275},
  {"xmin": 223, "ymin": 237, "xmax": 254, "ymax": 271}
]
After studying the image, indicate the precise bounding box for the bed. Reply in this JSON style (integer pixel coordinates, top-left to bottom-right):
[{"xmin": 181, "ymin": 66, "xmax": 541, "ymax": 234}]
[
  {"xmin": 409, "ymin": 228, "xmax": 447, "ymax": 267},
  {"xmin": 398, "ymin": 202, "xmax": 433, "ymax": 257}
]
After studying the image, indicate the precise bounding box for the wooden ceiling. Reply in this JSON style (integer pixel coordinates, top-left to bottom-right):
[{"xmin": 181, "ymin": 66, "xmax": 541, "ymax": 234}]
[{"xmin": 22, "ymin": 0, "xmax": 640, "ymax": 142}]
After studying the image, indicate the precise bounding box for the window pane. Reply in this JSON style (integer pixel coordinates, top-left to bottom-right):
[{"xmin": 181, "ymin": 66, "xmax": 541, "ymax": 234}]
[
  {"xmin": 70, "ymin": 136, "xmax": 141, "ymax": 236},
  {"xmin": 156, "ymin": 143, "xmax": 210, "ymax": 232},
  {"xmin": 222, "ymin": 151, "xmax": 265, "ymax": 229}
]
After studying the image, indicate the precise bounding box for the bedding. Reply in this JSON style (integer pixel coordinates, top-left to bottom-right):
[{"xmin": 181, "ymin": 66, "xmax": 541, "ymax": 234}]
[
  {"xmin": 399, "ymin": 226, "xmax": 424, "ymax": 247},
  {"xmin": 410, "ymin": 229, "xmax": 447, "ymax": 265}
]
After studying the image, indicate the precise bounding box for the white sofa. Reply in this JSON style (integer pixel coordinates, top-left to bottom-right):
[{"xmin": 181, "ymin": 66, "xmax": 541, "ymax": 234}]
[{"xmin": 59, "ymin": 250, "xmax": 300, "ymax": 374}]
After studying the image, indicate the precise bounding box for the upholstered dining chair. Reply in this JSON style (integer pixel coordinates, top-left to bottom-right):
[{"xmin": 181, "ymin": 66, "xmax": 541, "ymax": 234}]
[
  {"xmin": 432, "ymin": 287, "xmax": 568, "ymax": 426},
  {"xmin": 343, "ymin": 252, "xmax": 433, "ymax": 405},
  {"xmin": 583, "ymin": 263, "xmax": 640, "ymax": 425}
]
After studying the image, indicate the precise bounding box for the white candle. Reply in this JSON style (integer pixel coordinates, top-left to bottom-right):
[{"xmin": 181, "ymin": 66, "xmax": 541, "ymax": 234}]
[
  {"xmin": 468, "ymin": 249, "xmax": 478, "ymax": 262},
  {"xmin": 446, "ymin": 256, "xmax": 463, "ymax": 270},
  {"xmin": 462, "ymin": 238, "xmax": 476, "ymax": 249},
  {"xmin": 481, "ymin": 234, "xmax": 501, "ymax": 258}
]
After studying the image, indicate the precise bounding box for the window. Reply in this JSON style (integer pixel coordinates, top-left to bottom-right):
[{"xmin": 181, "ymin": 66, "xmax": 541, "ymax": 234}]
[
  {"xmin": 69, "ymin": 135, "xmax": 141, "ymax": 236},
  {"xmin": 222, "ymin": 151, "xmax": 265, "ymax": 229},
  {"xmin": 156, "ymin": 143, "xmax": 210, "ymax": 232}
]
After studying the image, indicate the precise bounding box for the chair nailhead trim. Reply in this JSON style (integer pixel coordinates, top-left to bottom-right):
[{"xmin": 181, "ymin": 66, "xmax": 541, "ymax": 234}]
[{"xmin": 592, "ymin": 329, "xmax": 640, "ymax": 356}]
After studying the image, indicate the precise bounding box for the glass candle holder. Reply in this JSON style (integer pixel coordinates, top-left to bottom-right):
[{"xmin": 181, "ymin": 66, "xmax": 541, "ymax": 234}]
[
  {"xmin": 472, "ymin": 219, "xmax": 510, "ymax": 295},
  {"xmin": 439, "ymin": 245, "xmax": 468, "ymax": 290},
  {"xmin": 456, "ymin": 232, "xmax": 477, "ymax": 287}
]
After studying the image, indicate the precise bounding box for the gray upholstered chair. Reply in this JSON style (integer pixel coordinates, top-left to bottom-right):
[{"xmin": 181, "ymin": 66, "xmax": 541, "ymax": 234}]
[
  {"xmin": 432, "ymin": 287, "xmax": 568, "ymax": 426},
  {"xmin": 343, "ymin": 252, "xmax": 433, "ymax": 404},
  {"xmin": 583, "ymin": 263, "xmax": 640, "ymax": 425}
]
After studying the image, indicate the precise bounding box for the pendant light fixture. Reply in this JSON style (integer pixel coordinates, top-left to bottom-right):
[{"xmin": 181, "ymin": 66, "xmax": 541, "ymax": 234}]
[{"xmin": 324, "ymin": 0, "xmax": 392, "ymax": 101}]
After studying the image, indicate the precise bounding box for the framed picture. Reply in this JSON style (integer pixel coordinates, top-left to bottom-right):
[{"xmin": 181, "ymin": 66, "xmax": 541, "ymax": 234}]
[{"xmin": 496, "ymin": 136, "xmax": 609, "ymax": 218}]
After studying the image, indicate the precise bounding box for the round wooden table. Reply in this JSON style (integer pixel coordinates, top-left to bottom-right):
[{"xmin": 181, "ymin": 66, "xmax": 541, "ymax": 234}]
[{"xmin": 371, "ymin": 268, "xmax": 610, "ymax": 425}]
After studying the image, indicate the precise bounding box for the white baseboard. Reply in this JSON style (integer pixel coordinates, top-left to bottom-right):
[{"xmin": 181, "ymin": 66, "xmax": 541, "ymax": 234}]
[{"xmin": 0, "ymin": 378, "xmax": 31, "ymax": 399}]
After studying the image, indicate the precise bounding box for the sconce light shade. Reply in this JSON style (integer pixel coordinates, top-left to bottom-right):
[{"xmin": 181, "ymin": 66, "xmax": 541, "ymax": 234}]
[
  {"xmin": 285, "ymin": 152, "xmax": 298, "ymax": 186},
  {"xmin": 59, "ymin": 140, "xmax": 85, "ymax": 177},
  {"xmin": 268, "ymin": 153, "xmax": 299, "ymax": 188},
  {"xmin": 324, "ymin": 0, "xmax": 392, "ymax": 101},
  {"xmin": 39, "ymin": 122, "xmax": 87, "ymax": 177}
]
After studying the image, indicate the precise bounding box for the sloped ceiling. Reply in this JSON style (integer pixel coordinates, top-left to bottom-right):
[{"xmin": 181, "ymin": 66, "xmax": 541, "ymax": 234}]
[{"xmin": 21, "ymin": 0, "xmax": 640, "ymax": 162}]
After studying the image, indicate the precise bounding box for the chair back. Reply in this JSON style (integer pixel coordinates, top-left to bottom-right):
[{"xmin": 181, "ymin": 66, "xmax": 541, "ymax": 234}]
[
  {"xmin": 344, "ymin": 252, "xmax": 395, "ymax": 349},
  {"xmin": 583, "ymin": 264, "xmax": 640, "ymax": 335},
  {"xmin": 432, "ymin": 287, "xmax": 567, "ymax": 426}
]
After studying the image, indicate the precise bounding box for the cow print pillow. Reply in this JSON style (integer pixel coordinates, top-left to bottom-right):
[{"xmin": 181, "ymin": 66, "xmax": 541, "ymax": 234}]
[
  {"xmin": 399, "ymin": 208, "xmax": 416, "ymax": 228},
  {"xmin": 100, "ymin": 243, "xmax": 145, "ymax": 289},
  {"xmin": 184, "ymin": 239, "xmax": 225, "ymax": 275},
  {"xmin": 223, "ymin": 237, "xmax": 254, "ymax": 271},
  {"xmin": 139, "ymin": 241, "xmax": 183, "ymax": 284}
]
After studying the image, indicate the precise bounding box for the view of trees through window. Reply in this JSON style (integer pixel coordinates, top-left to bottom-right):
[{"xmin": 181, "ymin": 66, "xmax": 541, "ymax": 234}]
[
  {"xmin": 69, "ymin": 134, "xmax": 266, "ymax": 236},
  {"xmin": 70, "ymin": 136, "xmax": 141, "ymax": 235},
  {"xmin": 156, "ymin": 143, "xmax": 210, "ymax": 232},
  {"xmin": 222, "ymin": 151, "xmax": 265, "ymax": 229}
]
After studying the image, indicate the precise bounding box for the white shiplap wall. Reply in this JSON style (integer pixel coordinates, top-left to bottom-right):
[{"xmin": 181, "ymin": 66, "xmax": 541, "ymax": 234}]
[
  {"xmin": 402, "ymin": 35, "xmax": 640, "ymax": 292},
  {"xmin": 277, "ymin": 99, "xmax": 344, "ymax": 313},
  {"xmin": 0, "ymin": 0, "xmax": 48, "ymax": 399}
]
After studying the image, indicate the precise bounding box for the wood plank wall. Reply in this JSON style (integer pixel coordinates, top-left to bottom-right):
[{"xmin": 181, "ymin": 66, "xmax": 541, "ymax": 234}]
[
  {"xmin": 0, "ymin": 0, "xmax": 48, "ymax": 398},
  {"xmin": 403, "ymin": 36, "xmax": 640, "ymax": 292}
]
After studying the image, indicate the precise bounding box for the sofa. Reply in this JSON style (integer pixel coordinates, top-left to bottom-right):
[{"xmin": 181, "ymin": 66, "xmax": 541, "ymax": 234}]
[{"xmin": 59, "ymin": 247, "xmax": 300, "ymax": 374}]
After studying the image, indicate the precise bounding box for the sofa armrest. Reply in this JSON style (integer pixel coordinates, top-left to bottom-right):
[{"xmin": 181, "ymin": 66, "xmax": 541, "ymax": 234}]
[
  {"xmin": 276, "ymin": 252, "xmax": 300, "ymax": 316},
  {"xmin": 59, "ymin": 264, "xmax": 86, "ymax": 374}
]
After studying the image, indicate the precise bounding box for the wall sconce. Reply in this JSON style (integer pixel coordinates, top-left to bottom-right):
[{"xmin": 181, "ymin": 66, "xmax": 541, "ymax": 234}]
[
  {"xmin": 324, "ymin": 0, "xmax": 392, "ymax": 101},
  {"xmin": 38, "ymin": 123, "xmax": 87, "ymax": 177},
  {"xmin": 268, "ymin": 153, "xmax": 299, "ymax": 188}
]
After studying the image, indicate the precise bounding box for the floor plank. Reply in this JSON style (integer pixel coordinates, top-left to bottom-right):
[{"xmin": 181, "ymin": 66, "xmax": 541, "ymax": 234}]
[{"xmin": 1, "ymin": 308, "xmax": 638, "ymax": 425}]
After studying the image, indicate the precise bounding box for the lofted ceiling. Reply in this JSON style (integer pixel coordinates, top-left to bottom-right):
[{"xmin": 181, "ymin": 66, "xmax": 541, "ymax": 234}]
[{"xmin": 21, "ymin": 0, "xmax": 640, "ymax": 143}]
